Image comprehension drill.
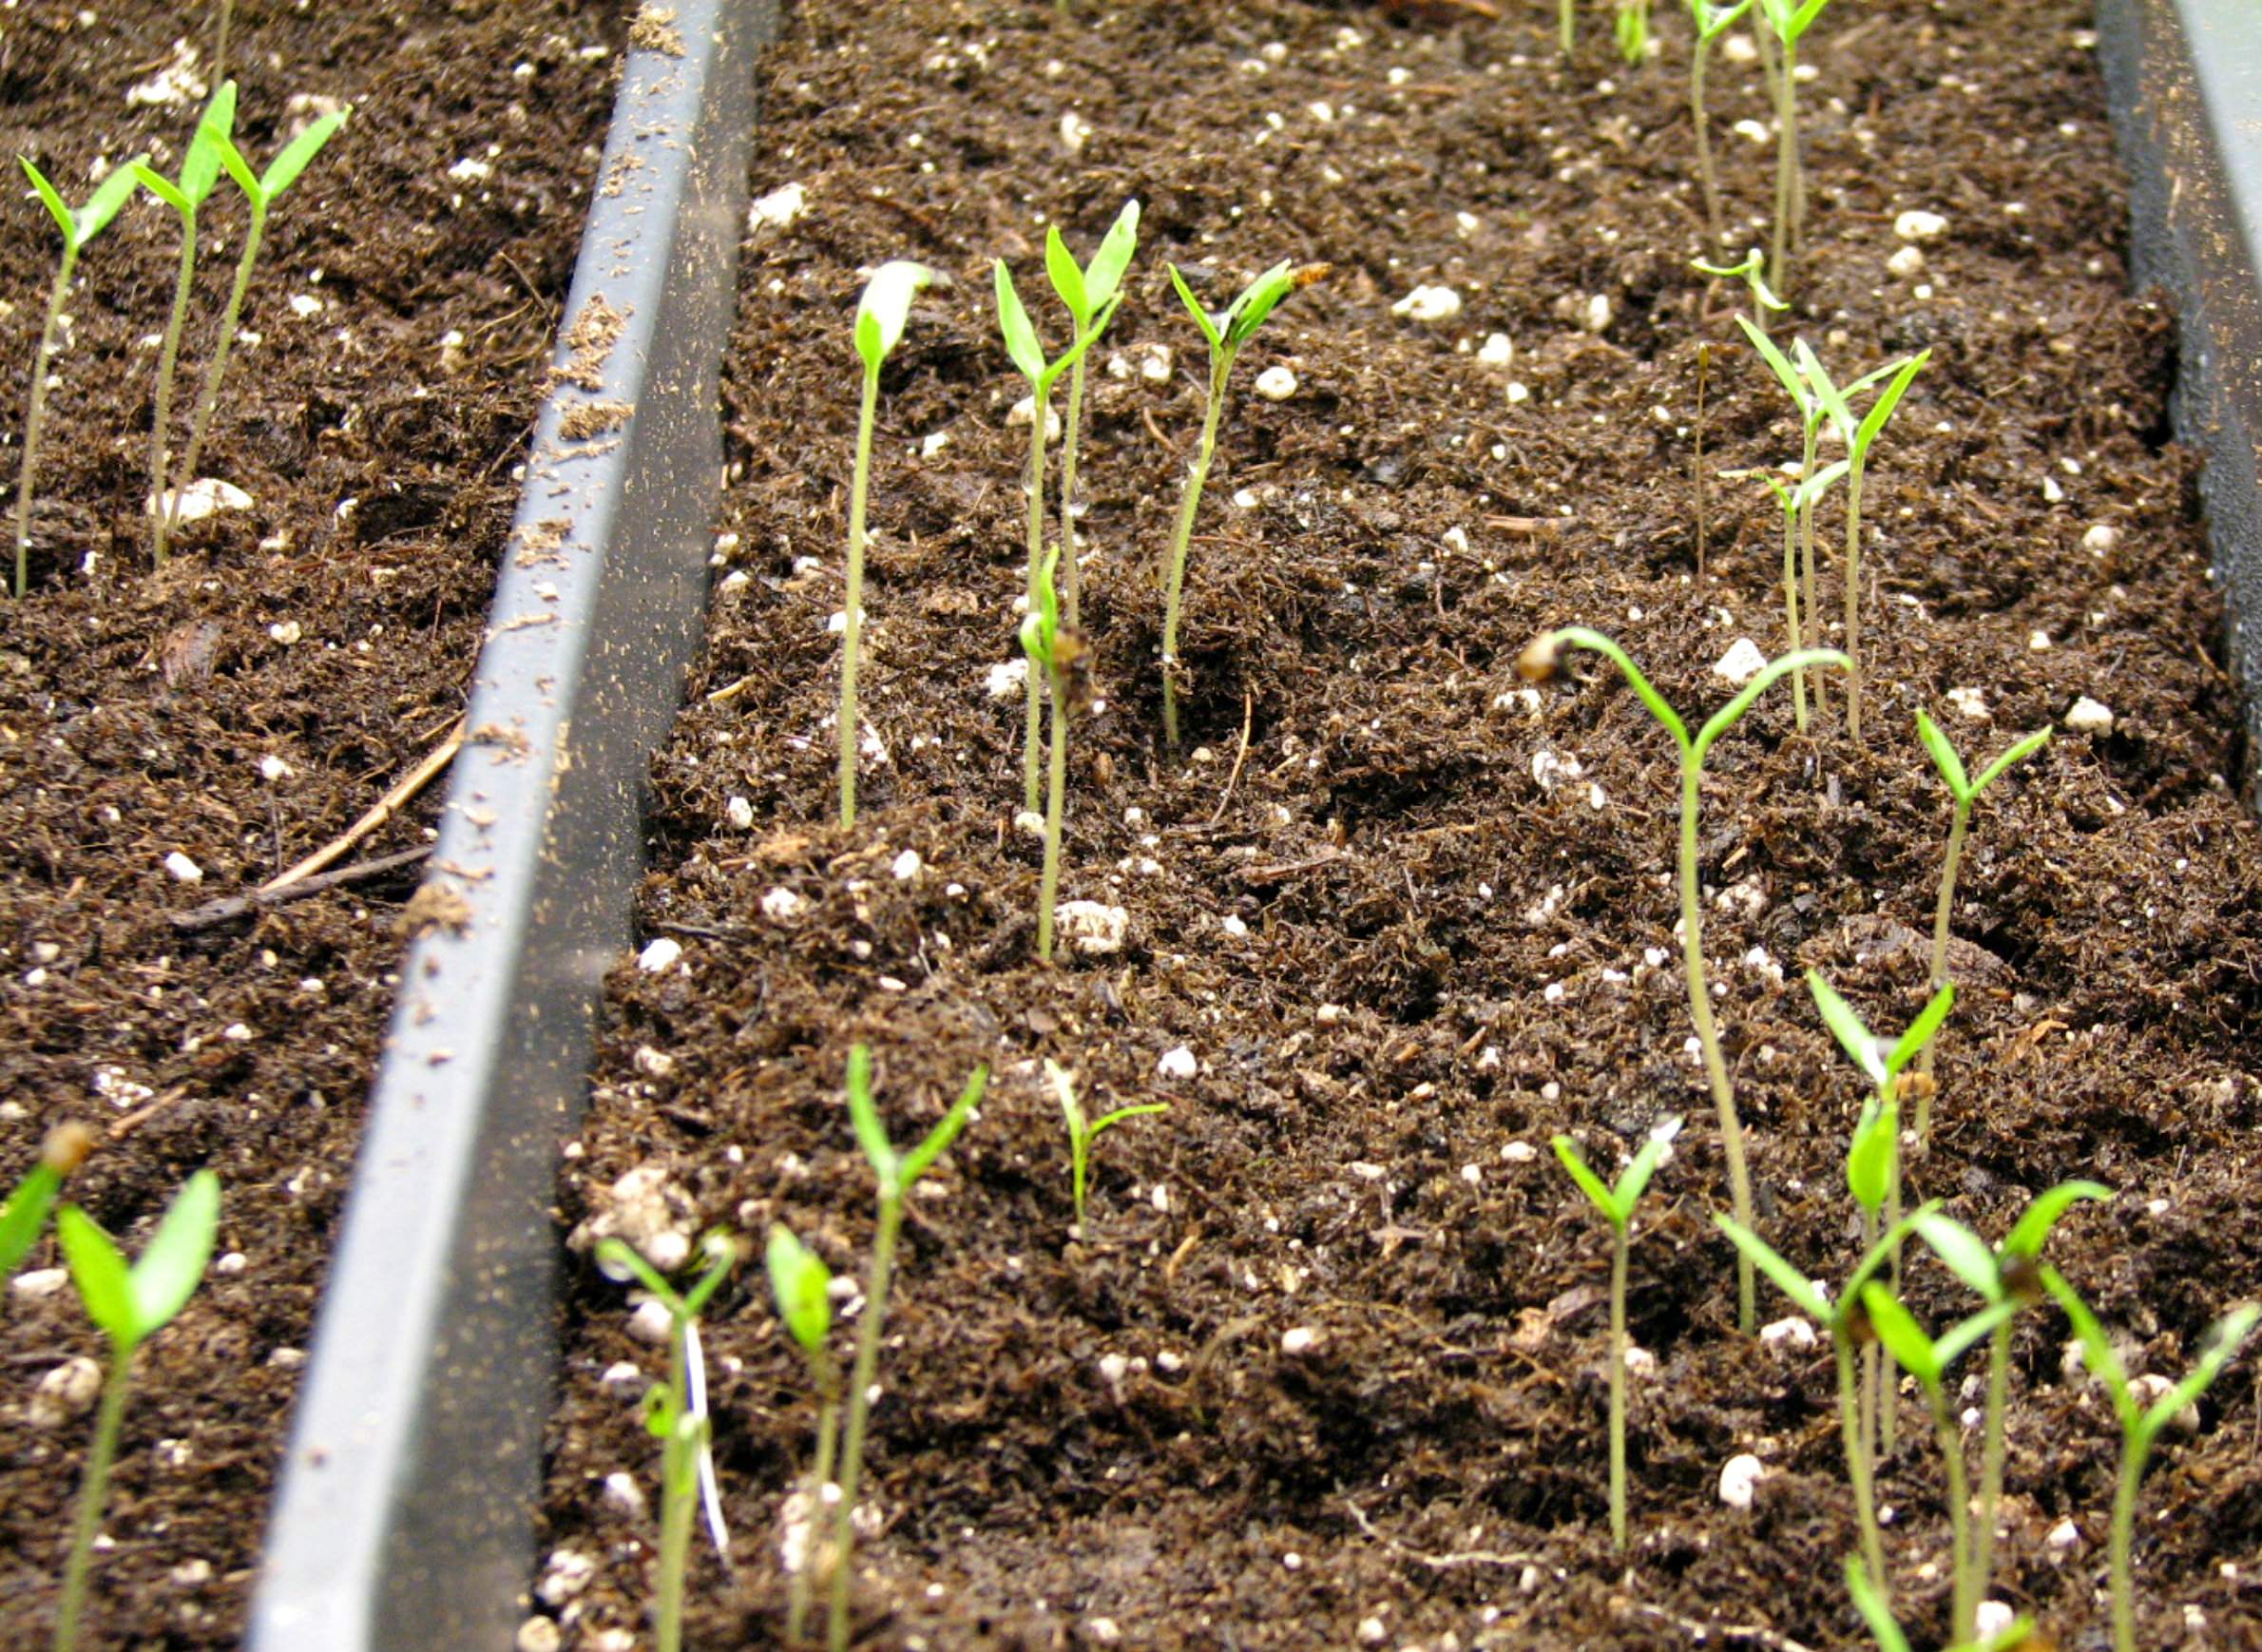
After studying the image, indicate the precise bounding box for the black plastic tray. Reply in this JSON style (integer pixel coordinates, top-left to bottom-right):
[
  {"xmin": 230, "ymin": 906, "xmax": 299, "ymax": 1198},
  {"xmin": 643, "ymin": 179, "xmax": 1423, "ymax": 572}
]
[{"xmin": 247, "ymin": 2, "xmax": 774, "ymax": 1644}]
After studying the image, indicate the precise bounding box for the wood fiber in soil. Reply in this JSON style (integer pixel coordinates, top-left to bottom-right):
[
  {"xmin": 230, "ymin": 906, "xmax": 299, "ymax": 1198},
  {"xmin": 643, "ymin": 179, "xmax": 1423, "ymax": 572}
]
[
  {"xmin": 543, "ymin": 3, "xmax": 2262, "ymax": 1648},
  {"xmin": 0, "ymin": 3, "xmax": 623, "ymax": 1644}
]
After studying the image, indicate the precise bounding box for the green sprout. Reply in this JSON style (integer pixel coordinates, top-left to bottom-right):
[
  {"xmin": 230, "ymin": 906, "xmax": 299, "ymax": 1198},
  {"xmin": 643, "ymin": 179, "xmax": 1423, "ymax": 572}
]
[
  {"xmin": 765, "ymin": 1226, "xmax": 838, "ymax": 1645},
  {"xmin": 996, "ymin": 258, "xmax": 1118, "ymax": 813},
  {"xmin": 1614, "ymin": 0, "xmax": 1650, "ymax": 64},
  {"xmin": 1913, "ymin": 1183, "xmax": 2109, "ymax": 1631},
  {"xmin": 13, "ymin": 153, "xmax": 148, "ymax": 598},
  {"xmin": 1808, "ymin": 970, "xmax": 1954, "ymax": 1458},
  {"xmin": 1859, "ymin": 1278, "xmax": 2018, "ymax": 1645},
  {"xmin": 1716, "ymin": 1201, "xmax": 1936, "ymax": 1607},
  {"xmin": 1520, "ymin": 628, "xmax": 1850, "ymax": 1332},
  {"xmin": 828, "ymin": 1046, "xmax": 987, "ymax": 1652},
  {"xmin": 1845, "ymin": 1553, "xmax": 2036, "ymax": 1652},
  {"xmin": 1796, "ymin": 341, "xmax": 1930, "ymax": 744},
  {"xmin": 1160, "ymin": 259, "xmax": 1313, "ymax": 752},
  {"xmin": 1694, "ymin": 247, "xmax": 1785, "ymax": 336},
  {"xmin": 840, "ymin": 259, "xmax": 947, "ymax": 830},
  {"xmin": 1755, "ymin": 0, "xmax": 1832, "ymax": 299},
  {"xmin": 158, "ymin": 106, "xmax": 349, "ymax": 556},
  {"xmin": 1019, "ymin": 549, "xmax": 1085, "ymax": 963},
  {"xmin": 2, "ymin": 1123, "xmax": 93, "ymax": 1284},
  {"xmin": 1912, "ymin": 713, "xmax": 2052, "ymax": 1122},
  {"xmin": 2042, "ymin": 1268, "xmax": 2258, "ymax": 1652},
  {"xmin": 128, "ymin": 83, "xmax": 238, "ymax": 568},
  {"xmin": 1560, "ymin": 0, "xmax": 1576, "ymax": 54},
  {"xmin": 1759, "ymin": 460, "xmax": 1848, "ymax": 731},
  {"xmin": 1048, "ymin": 1059, "xmax": 1167, "ymax": 1233},
  {"xmin": 1045, "ymin": 200, "xmax": 1140, "ymax": 630},
  {"xmin": 597, "ymin": 1231, "xmax": 736, "ymax": 1652},
  {"xmin": 1683, "ymin": 3, "xmax": 1755, "ymax": 246},
  {"xmin": 52, "ymin": 1169, "xmax": 219, "ymax": 1652},
  {"xmin": 1551, "ymin": 1117, "xmax": 1680, "ymax": 1551}
]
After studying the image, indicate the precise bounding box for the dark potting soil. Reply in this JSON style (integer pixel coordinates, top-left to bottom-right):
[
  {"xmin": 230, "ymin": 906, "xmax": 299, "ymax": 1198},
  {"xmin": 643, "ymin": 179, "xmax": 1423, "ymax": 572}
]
[
  {"xmin": 0, "ymin": 2, "xmax": 625, "ymax": 1644},
  {"xmin": 542, "ymin": 2, "xmax": 2262, "ymax": 1649}
]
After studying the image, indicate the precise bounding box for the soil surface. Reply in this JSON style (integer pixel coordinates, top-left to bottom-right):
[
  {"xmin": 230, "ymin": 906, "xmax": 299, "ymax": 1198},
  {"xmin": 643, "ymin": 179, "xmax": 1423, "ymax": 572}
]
[
  {"xmin": 543, "ymin": 3, "xmax": 2262, "ymax": 1649},
  {"xmin": 0, "ymin": 1, "xmax": 623, "ymax": 1644}
]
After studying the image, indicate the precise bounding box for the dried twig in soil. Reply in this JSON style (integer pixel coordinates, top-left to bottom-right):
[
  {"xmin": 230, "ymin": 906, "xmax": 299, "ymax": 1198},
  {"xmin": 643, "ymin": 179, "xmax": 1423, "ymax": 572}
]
[
  {"xmin": 259, "ymin": 718, "xmax": 465, "ymax": 895},
  {"xmin": 170, "ymin": 845, "xmax": 436, "ymax": 932}
]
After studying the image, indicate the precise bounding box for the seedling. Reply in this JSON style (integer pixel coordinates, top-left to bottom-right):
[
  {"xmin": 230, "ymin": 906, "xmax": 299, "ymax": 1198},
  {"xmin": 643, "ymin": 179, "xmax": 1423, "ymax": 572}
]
[
  {"xmin": 840, "ymin": 259, "xmax": 947, "ymax": 829},
  {"xmin": 2042, "ymin": 1268, "xmax": 2258, "ymax": 1652},
  {"xmin": 1048, "ymin": 1060, "xmax": 1167, "ymax": 1233},
  {"xmin": 996, "ymin": 259, "xmax": 1118, "ymax": 813},
  {"xmin": 161, "ymin": 106, "xmax": 349, "ymax": 554},
  {"xmin": 1693, "ymin": 247, "xmax": 1785, "ymax": 335},
  {"xmin": 765, "ymin": 1226, "xmax": 837, "ymax": 1644},
  {"xmin": 1160, "ymin": 259, "xmax": 1315, "ymax": 751},
  {"xmin": 1, "ymin": 1123, "xmax": 93, "ymax": 1283},
  {"xmin": 52, "ymin": 1169, "xmax": 219, "ymax": 1652},
  {"xmin": 1716, "ymin": 1201, "xmax": 1937, "ymax": 1607},
  {"xmin": 13, "ymin": 153, "xmax": 147, "ymax": 598},
  {"xmin": 828, "ymin": 1046, "xmax": 987, "ymax": 1652},
  {"xmin": 1551, "ymin": 1117, "xmax": 1680, "ymax": 1550},
  {"xmin": 1519, "ymin": 628, "xmax": 1850, "ymax": 1331},
  {"xmin": 1759, "ymin": 460, "xmax": 1848, "ymax": 730},
  {"xmin": 1755, "ymin": 0, "xmax": 1832, "ymax": 298},
  {"xmin": 1808, "ymin": 970, "xmax": 1954, "ymax": 1455},
  {"xmin": 1560, "ymin": 0, "xmax": 1576, "ymax": 54},
  {"xmin": 1845, "ymin": 1554, "xmax": 2036, "ymax": 1652},
  {"xmin": 211, "ymin": 0, "xmax": 235, "ymax": 82},
  {"xmin": 1912, "ymin": 713, "xmax": 2051, "ymax": 1116},
  {"xmin": 1797, "ymin": 342, "xmax": 1930, "ymax": 743},
  {"xmin": 1044, "ymin": 200, "xmax": 1140, "ymax": 629},
  {"xmin": 1020, "ymin": 548, "xmax": 1088, "ymax": 963},
  {"xmin": 1913, "ymin": 1182, "xmax": 2109, "ymax": 1626},
  {"xmin": 1614, "ymin": 0, "xmax": 1650, "ymax": 63},
  {"xmin": 129, "ymin": 83, "xmax": 238, "ymax": 567},
  {"xmin": 1683, "ymin": 0, "xmax": 1755, "ymax": 241},
  {"xmin": 1859, "ymin": 1279, "xmax": 2017, "ymax": 1644},
  {"xmin": 598, "ymin": 1231, "xmax": 736, "ymax": 1652}
]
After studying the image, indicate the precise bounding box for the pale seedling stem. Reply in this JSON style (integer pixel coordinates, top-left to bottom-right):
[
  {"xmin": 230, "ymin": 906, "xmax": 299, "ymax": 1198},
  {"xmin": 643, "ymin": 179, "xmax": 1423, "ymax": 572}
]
[
  {"xmin": 829, "ymin": 1047, "xmax": 987, "ymax": 1652},
  {"xmin": 1525, "ymin": 628, "xmax": 1850, "ymax": 1331},
  {"xmin": 1020, "ymin": 549, "xmax": 1074, "ymax": 961},
  {"xmin": 1760, "ymin": 461, "xmax": 1846, "ymax": 732},
  {"xmin": 1684, "ymin": 1, "xmax": 1755, "ymax": 246},
  {"xmin": 1045, "ymin": 202, "xmax": 1140, "ymax": 631},
  {"xmin": 766, "ymin": 1226, "xmax": 838, "ymax": 1645},
  {"xmin": 1758, "ymin": 0, "xmax": 1831, "ymax": 300}
]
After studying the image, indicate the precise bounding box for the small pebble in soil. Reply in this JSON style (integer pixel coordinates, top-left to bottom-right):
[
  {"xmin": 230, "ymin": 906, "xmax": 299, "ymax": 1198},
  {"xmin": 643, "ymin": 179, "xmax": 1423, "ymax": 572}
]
[
  {"xmin": 537, "ymin": 1550, "xmax": 597, "ymax": 1609},
  {"xmin": 891, "ymin": 849, "xmax": 922, "ymax": 881},
  {"xmin": 748, "ymin": 181, "xmax": 807, "ymax": 230},
  {"xmin": 600, "ymin": 1361, "xmax": 642, "ymax": 1393},
  {"xmin": 1733, "ymin": 118, "xmax": 1770, "ymax": 144},
  {"xmin": 514, "ymin": 1617, "xmax": 561, "ymax": 1652},
  {"xmin": 1478, "ymin": 333, "xmax": 1513, "ymax": 367},
  {"xmin": 1760, "ymin": 1316, "xmax": 1817, "ymax": 1352},
  {"xmin": 1280, "ymin": 1326, "xmax": 1323, "ymax": 1356},
  {"xmin": 29, "ymin": 1356, "xmax": 102, "ymax": 1428},
  {"xmin": 602, "ymin": 1471, "xmax": 645, "ymax": 1516},
  {"xmin": 1055, "ymin": 901, "xmax": 1129, "ymax": 955},
  {"xmin": 726, "ymin": 796, "xmax": 754, "ymax": 830},
  {"xmin": 761, "ymin": 886, "xmax": 806, "ymax": 921},
  {"xmin": 628, "ymin": 1299, "xmax": 673, "ymax": 1344},
  {"xmin": 1391, "ymin": 284, "xmax": 1462, "ymax": 323},
  {"xmin": 636, "ymin": 936, "xmax": 681, "ymax": 972},
  {"xmin": 2065, "ymin": 696, "xmax": 2115, "ymax": 734},
  {"xmin": 215, "ymin": 1251, "xmax": 247, "ymax": 1276},
  {"xmin": 986, "ymin": 658, "xmax": 1028, "ymax": 700},
  {"xmin": 1059, "ymin": 111, "xmax": 1091, "ymax": 153},
  {"xmin": 1085, "ymin": 1620, "xmax": 1121, "ymax": 1645},
  {"xmin": 1887, "ymin": 244, "xmax": 1927, "ymax": 278},
  {"xmin": 1158, "ymin": 1045, "xmax": 1198, "ymax": 1081},
  {"xmin": 259, "ymin": 754, "xmax": 292, "ymax": 781},
  {"xmin": 2029, "ymin": 630, "xmax": 2052, "ymax": 651},
  {"xmin": 1894, "ymin": 208, "xmax": 1949, "ymax": 240},
  {"xmin": 2083, "ymin": 522, "xmax": 2122, "ymax": 554},
  {"xmin": 171, "ymin": 1558, "xmax": 213, "ymax": 1588},
  {"xmin": 1359, "ymin": 1619, "xmax": 1389, "ymax": 1646},
  {"xmin": 1717, "ymin": 1452, "xmax": 1767, "ymax": 1509},
  {"xmin": 1501, "ymin": 1142, "xmax": 1536, "ymax": 1163},
  {"xmin": 2047, "ymin": 1516, "xmax": 2081, "ymax": 1550},
  {"xmin": 1014, "ymin": 810, "xmax": 1046, "ymax": 840},
  {"xmin": 1007, "ymin": 395, "xmax": 1062, "ymax": 441},
  {"xmin": 1946, "ymin": 685, "xmax": 1990, "ymax": 721},
  {"xmin": 1254, "ymin": 365, "xmax": 1297, "ymax": 400},
  {"xmin": 1712, "ymin": 637, "xmax": 1767, "ymax": 684},
  {"xmin": 163, "ymin": 851, "xmax": 204, "ymax": 884}
]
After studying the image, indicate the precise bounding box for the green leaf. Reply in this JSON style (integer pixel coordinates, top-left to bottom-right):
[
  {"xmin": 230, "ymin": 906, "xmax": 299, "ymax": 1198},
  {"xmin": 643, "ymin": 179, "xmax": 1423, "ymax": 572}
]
[
  {"xmin": 212, "ymin": 130, "xmax": 260, "ymax": 203},
  {"xmin": 1168, "ymin": 263, "xmax": 1222, "ymax": 357},
  {"xmin": 1614, "ymin": 1120, "xmax": 1678, "ymax": 1216},
  {"xmin": 1691, "ymin": 253, "xmax": 1760, "ymax": 282},
  {"xmin": 1552, "ymin": 1136, "xmax": 1621, "ymax": 1227},
  {"xmin": 679, "ymin": 1230, "xmax": 736, "ymax": 1319},
  {"xmin": 855, "ymin": 259, "xmax": 944, "ymax": 375},
  {"xmin": 1088, "ymin": 1103, "xmax": 1169, "ymax": 1142},
  {"xmin": 1971, "ymin": 725, "xmax": 2053, "ymax": 798},
  {"xmin": 1885, "ymin": 983, "xmax": 1955, "ymax": 1078},
  {"xmin": 21, "ymin": 158, "xmax": 74, "ymax": 243},
  {"xmin": 1912, "ymin": 1211, "xmax": 2002, "ymax": 1301},
  {"xmin": 1691, "ymin": 0, "xmax": 1755, "ymax": 39},
  {"xmin": 597, "ymin": 1236, "xmax": 676, "ymax": 1307},
  {"xmin": 1693, "ymin": 647, "xmax": 1852, "ymax": 760},
  {"xmin": 260, "ymin": 107, "xmax": 348, "ymax": 199},
  {"xmin": 1713, "ymin": 1213, "xmax": 1830, "ymax": 1321},
  {"xmin": 1792, "ymin": 458, "xmax": 1850, "ymax": 509},
  {"xmin": 1935, "ymin": 1298, "xmax": 2018, "ymax": 1369},
  {"xmin": 2003, "ymin": 1180, "xmax": 2111, "ymax": 1259},
  {"xmin": 1760, "ymin": 472, "xmax": 1797, "ymax": 515},
  {"xmin": 1915, "ymin": 709, "xmax": 1971, "ymax": 802},
  {"xmin": 2040, "ymin": 1265, "xmax": 2139, "ymax": 1429},
  {"xmin": 1019, "ymin": 609, "xmax": 1050, "ymax": 670},
  {"xmin": 1784, "ymin": 0, "xmax": 1832, "ymax": 42},
  {"xmin": 0, "ymin": 1164, "xmax": 61, "ymax": 1280},
  {"xmin": 1843, "ymin": 1553, "xmax": 1912, "ymax": 1652},
  {"xmin": 57, "ymin": 1207, "xmax": 135, "ymax": 1348},
  {"xmin": 1793, "ymin": 338, "xmax": 1854, "ymax": 447},
  {"xmin": 1044, "ymin": 224, "xmax": 1088, "ymax": 322},
  {"xmin": 844, "ymin": 1045, "xmax": 898, "ymax": 1186},
  {"xmin": 994, "ymin": 259, "xmax": 1046, "ymax": 384},
  {"xmin": 1547, "ymin": 627, "xmax": 1691, "ymax": 750},
  {"xmin": 1736, "ymin": 314, "xmax": 1810, "ymax": 415},
  {"xmin": 1860, "ymin": 1282, "xmax": 1942, "ymax": 1388},
  {"xmin": 1035, "ymin": 290, "xmax": 1120, "ymax": 396},
  {"xmin": 1808, "ymin": 970, "xmax": 1886, "ymax": 1086},
  {"xmin": 898, "ymin": 1063, "xmax": 987, "ymax": 1190},
  {"xmin": 131, "ymin": 162, "xmax": 192, "ymax": 217},
  {"xmin": 1083, "ymin": 199, "xmax": 1141, "ymax": 310},
  {"xmin": 75, "ymin": 157, "xmax": 149, "ymax": 247},
  {"xmin": 1846, "ymin": 1098, "xmax": 1896, "ymax": 1215},
  {"xmin": 1221, "ymin": 259, "xmax": 1299, "ymax": 349},
  {"xmin": 127, "ymin": 1169, "xmax": 219, "ymax": 1339},
  {"xmin": 183, "ymin": 81, "xmax": 239, "ymax": 207},
  {"xmin": 2138, "ymin": 1303, "xmax": 2261, "ymax": 1449},
  {"xmin": 769, "ymin": 1221, "xmax": 832, "ymax": 1348},
  {"xmin": 1852, "ymin": 347, "xmax": 1930, "ymax": 459}
]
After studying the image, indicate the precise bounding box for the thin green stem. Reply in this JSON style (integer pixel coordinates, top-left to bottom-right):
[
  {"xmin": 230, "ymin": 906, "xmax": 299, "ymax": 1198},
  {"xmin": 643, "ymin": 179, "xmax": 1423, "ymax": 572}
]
[
  {"xmin": 54, "ymin": 1348, "xmax": 131, "ymax": 1652},
  {"xmin": 15, "ymin": 250, "xmax": 75, "ymax": 599},
  {"xmin": 1561, "ymin": 0, "xmax": 1575, "ymax": 54},
  {"xmin": 166, "ymin": 200, "xmax": 264, "ymax": 550},
  {"xmin": 786, "ymin": 1389, "xmax": 840, "ymax": 1644},
  {"xmin": 149, "ymin": 211, "xmax": 199, "ymax": 567},
  {"xmin": 1839, "ymin": 1335, "xmax": 1889, "ymax": 1616},
  {"xmin": 828, "ymin": 1195, "xmax": 903, "ymax": 1652},
  {"xmin": 1770, "ymin": 39, "xmax": 1798, "ymax": 301},
  {"xmin": 1681, "ymin": 753, "xmax": 1754, "ymax": 1333},
  {"xmin": 1022, "ymin": 402, "xmax": 1049, "ymax": 814},
  {"xmin": 1059, "ymin": 355, "xmax": 1088, "ymax": 631},
  {"xmin": 838, "ymin": 364, "xmax": 879, "ymax": 829},
  {"xmin": 1881, "ymin": 1124, "xmax": 1903, "ymax": 1456},
  {"xmin": 1858, "ymin": 1206, "xmax": 1878, "ymax": 1461},
  {"xmin": 1974, "ymin": 1320, "xmax": 2011, "ymax": 1623},
  {"xmin": 213, "ymin": 0, "xmax": 234, "ymax": 82},
  {"xmin": 1692, "ymin": 39, "xmax": 1724, "ymax": 247},
  {"xmin": 1936, "ymin": 1394, "xmax": 1976, "ymax": 1645},
  {"xmin": 1845, "ymin": 456, "xmax": 1867, "ymax": 744},
  {"xmin": 1160, "ymin": 358, "xmax": 1228, "ymax": 754},
  {"xmin": 1037, "ymin": 676, "xmax": 1067, "ymax": 963},
  {"xmin": 1781, "ymin": 503, "xmax": 1807, "ymax": 730},
  {"xmin": 1695, "ymin": 348, "xmax": 1710, "ymax": 583},
  {"xmin": 1915, "ymin": 803, "xmax": 1968, "ymax": 1121},
  {"xmin": 2110, "ymin": 1437, "xmax": 2144, "ymax": 1652},
  {"xmin": 656, "ymin": 1318, "xmax": 693, "ymax": 1652},
  {"xmin": 1609, "ymin": 1225, "xmax": 1629, "ymax": 1550},
  {"xmin": 1799, "ymin": 423, "xmax": 1826, "ymax": 721}
]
